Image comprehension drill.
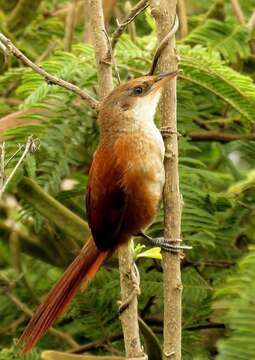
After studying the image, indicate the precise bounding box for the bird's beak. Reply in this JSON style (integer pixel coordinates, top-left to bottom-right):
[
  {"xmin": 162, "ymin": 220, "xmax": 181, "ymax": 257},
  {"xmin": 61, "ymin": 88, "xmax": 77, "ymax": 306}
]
[
  {"xmin": 150, "ymin": 70, "xmax": 179, "ymax": 93},
  {"xmin": 155, "ymin": 70, "xmax": 179, "ymax": 83}
]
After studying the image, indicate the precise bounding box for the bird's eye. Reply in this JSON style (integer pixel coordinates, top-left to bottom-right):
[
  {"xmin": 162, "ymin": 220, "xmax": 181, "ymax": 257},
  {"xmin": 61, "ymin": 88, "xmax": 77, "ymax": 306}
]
[{"xmin": 133, "ymin": 86, "xmax": 143, "ymax": 95}]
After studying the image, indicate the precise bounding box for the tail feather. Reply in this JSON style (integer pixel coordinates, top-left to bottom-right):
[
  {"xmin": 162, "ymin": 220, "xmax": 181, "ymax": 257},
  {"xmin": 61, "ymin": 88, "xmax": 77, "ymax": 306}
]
[{"xmin": 18, "ymin": 238, "xmax": 108, "ymax": 353}]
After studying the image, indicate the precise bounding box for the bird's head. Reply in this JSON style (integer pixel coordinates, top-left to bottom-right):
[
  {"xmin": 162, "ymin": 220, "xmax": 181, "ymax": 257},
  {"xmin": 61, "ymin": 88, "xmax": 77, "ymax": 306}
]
[{"xmin": 98, "ymin": 71, "xmax": 178, "ymax": 130}]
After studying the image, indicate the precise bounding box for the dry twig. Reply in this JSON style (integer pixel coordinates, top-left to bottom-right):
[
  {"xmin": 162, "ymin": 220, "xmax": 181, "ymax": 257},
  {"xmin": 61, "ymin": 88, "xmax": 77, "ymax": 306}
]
[
  {"xmin": 111, "ymin": 0, "xmax": 149, "ymax": 50},
  {"xmin": 0, "ymin": 33, "xmax": 99, "ymax": 111}
]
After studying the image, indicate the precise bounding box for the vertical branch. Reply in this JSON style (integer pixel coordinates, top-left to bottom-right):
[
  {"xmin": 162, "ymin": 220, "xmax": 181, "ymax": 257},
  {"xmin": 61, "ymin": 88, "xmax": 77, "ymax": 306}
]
[
  {"xmin": 230, "ymin": 0, "xmax": 245, "ymax": 25},
  {"xmin": 88, "ymin": 0, "xmax": 113, "ymax": 98},
  {"xmin": 64, "ymin": 0, "xmax": 79, "ymax": 52},
  {"xmin": 177, "ymin": 0, "xmax": 188, "ymax": 38},
  {"xmin": 149, "ymin": 1, "xmax": 182, "ymax": 360},
  {"xmin": 118, "ymin": 243, "xmax": 146, "ymax": 359},
  {"xmin": 87, "ymin": 1, "xmax": 145, "ymax": 358}
]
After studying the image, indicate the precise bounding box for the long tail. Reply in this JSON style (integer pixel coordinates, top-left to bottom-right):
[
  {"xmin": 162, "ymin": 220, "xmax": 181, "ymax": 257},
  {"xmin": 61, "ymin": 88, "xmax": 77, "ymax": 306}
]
[{"xmin": 18, "ymin": 238, "xmax": 108, "ymax": 353}]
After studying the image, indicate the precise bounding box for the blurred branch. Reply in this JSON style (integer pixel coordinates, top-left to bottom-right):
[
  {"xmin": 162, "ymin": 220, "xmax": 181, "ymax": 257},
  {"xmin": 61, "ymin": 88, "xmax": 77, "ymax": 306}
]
[
  {"xmin": 0, "ymin": 33, "xmax": 99, "ymax": 111},
  {"xmin": 230, "ymin": 0, "xmax": 245, "ymax": 25},
  {"xmin": 177, "ymin": 0, "xmax": 188, "ymax": 38},
  {"xmin": 42, "ymin": 350, "xmax": 124, "ymax": 360},
  {"xmin": 187, "ymin": 130, "xmax": 255, "ymax": 142},
  {"xmin": 111, "ymin": 0, "xmax": 149, "ymax": 50},
  {"xmin": 18, "ymin": 177, "xmax": 90, "ymax": 248},
  {"xmin": 9, "ymin": 231, "xmax": 39, "ymax": 303},
  {"xmin": 64, "ymin": 0, "xmax": 79, "ymax": 52}
]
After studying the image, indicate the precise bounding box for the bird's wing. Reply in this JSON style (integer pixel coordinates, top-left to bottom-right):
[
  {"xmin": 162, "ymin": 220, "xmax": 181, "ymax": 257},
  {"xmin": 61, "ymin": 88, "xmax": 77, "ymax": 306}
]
[{"xmin": 86, "ymin": 146, "xmax": 128, "ymax": 251}]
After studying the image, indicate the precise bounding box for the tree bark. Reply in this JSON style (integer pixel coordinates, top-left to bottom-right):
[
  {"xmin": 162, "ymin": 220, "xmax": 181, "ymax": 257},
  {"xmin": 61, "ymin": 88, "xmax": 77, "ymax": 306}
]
[{"xmin": 149, "ymin": 1, "xmax": 182, "ymax": 359}]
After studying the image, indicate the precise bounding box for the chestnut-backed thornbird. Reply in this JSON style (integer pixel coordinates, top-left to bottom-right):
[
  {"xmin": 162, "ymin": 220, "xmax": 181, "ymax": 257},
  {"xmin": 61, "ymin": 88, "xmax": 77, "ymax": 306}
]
[{"xmin": 19, "ymin": 70, "xmax": 182, "ymax": 353}]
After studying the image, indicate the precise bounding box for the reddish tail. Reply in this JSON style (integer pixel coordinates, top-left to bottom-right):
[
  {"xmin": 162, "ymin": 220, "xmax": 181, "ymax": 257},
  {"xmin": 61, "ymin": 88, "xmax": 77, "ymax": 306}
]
[{"xmin": 18, "ymin": 238, "xmax": 108, "ymax": 353}]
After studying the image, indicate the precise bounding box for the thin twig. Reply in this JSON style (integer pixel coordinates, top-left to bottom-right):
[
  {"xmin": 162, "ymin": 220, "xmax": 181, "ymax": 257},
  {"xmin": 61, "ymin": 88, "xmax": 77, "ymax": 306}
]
[
  {"xmin": 148, "ymin": 14, "xmax": 179, "ymax": 75},
  {"xmin": 111, "ymin": 0, "xmax": 149, "ymax": 50},
  {"xmin": 4, "ymin": 144, "xmax": 24, "ymax": 168},
  {"xmin": 0, "ymin": 136, "xmax": 37, "ymax": 198},
  {"xmin": 0, "ymin": 33, "xmax": 99, "ymax": 111}
]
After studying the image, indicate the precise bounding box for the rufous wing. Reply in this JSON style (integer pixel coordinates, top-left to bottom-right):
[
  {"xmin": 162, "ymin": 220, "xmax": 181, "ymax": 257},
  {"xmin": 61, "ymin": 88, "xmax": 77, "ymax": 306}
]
[{"xmin": 86, "ymin": 146, "xmax": 128, "ymax": 251}]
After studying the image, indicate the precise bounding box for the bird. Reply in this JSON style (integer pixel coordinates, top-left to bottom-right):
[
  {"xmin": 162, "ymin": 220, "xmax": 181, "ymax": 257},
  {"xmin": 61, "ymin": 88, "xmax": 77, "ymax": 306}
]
[{"xmin": 18, "ymin": 70, "xmax": 180, "ymax": 353}]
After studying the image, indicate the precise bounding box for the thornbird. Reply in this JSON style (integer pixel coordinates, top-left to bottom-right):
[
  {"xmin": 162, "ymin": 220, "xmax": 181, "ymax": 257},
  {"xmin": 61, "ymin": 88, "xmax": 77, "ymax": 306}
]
[{"xmin": 19, "ymin": 70, "xmax": 182, "ymax": 352}]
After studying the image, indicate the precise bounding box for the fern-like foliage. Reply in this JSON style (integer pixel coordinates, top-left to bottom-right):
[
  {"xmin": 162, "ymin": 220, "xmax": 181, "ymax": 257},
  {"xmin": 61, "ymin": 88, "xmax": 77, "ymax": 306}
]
[
  {"xmin": 184, "ymin": 19, "xmax": 250, "ymax": 63},
  {"xmin": 180, "ymin": 45, "xmax": 255, "ymax": 126},
  {"xmin": 215, "ymin": 246, "xmax": 255, "ymax": 359}
]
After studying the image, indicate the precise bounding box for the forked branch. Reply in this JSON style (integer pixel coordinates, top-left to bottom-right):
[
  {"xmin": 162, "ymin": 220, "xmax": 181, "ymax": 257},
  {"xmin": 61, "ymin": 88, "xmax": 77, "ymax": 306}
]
[{"xmin": 111, "ymin": 0, "xmax": 149, "ymax": 50}]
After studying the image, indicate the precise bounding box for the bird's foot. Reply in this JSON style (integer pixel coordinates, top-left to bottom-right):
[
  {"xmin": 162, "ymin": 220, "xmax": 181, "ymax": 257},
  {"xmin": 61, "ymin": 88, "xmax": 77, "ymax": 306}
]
[
  {"xmin": 118, "ymin": 263, "xmax": 140, "ymax": 315},
  {"xmin": 137, "ymin": 232, "xmax": 192, "ymax": 253}
]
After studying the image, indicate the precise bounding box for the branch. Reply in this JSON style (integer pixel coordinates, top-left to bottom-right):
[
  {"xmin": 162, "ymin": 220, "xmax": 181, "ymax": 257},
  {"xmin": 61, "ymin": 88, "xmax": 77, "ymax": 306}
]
[
  {"xmin": 18, "ymin": 177, "xmax": 90, "ymax": 247},
  {"xmin": 0, "ymin": 33, "xmax": 99, "ymax": 111},
  {"xmin": 177, "ymin": 0, "xmax": 188, "ymax": 38},
  {"xmin": 187, "ymin": 130, "xmax": 255, "ymax": 142},
  {"xmin": 230, "ymin": 0, "xmax": 245, "ymax": 25},
  {"xmin": 88, "ymin": 0, "xmax": 113, "ymax": 99},
  {"xmin": 64, "ymin": 0, "xmax": 79, "ymax": 52},
  {"xmin": 111, "ymin": 0, "xmax": 149, "ymax": 50},
  {"xmin": 87, "ymin": 1, "xmax": 146, "ymax": 358},
  {"xmin": 149, "ymin": 1, "xmax": 182, "ymax": 360}
]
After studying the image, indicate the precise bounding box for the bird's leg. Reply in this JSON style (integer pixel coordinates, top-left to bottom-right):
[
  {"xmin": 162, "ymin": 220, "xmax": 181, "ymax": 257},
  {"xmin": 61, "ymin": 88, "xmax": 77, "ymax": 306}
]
[
  {"xmin": 118, "ymin": 262, "xmax": 140, "ymax": 315},
  {"xmin": 137, "ymin": 232, "xmax": 192, "ymax": 253}
]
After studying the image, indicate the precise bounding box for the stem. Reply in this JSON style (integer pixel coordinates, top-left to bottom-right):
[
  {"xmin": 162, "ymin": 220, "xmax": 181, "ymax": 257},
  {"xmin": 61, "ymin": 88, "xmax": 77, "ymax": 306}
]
[
  {"xmin": 0, "ymin": 33, "xmax": 99, "ymax": 111},
  {"xmin": 149, "ymin": 1, "xmax": 182, "ymax": 359}
]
